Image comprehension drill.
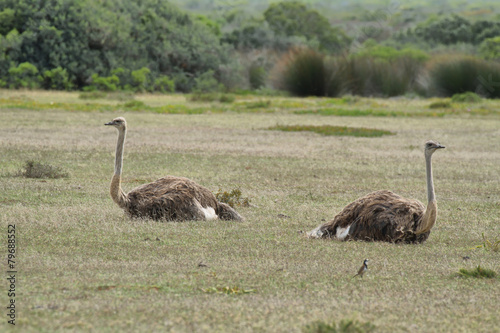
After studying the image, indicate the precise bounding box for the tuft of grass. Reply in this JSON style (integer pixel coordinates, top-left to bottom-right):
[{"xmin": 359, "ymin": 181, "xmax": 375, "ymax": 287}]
[
  {"xmin": 304, "ymin": 319, "xmax": 376, "ymax": 333},
  {"xmin": 121, "ymin": 100, "xmax": 146, "ymax": 110},
  {"xmin": 218, "ymin": 94, "xmax": 235, "ymax": 103},
  {"xmin": 451, "ymin": 92, "xmax": 482, "ymax": 103},
  {"xmin": 269, "ymin": 124, "xmax": 395, "ymax": 137},
  {"xmin": 457, "ymin": 266, "xmax": 497, "ymax": 279},
  {"xmin": 471, "ymin": 233, "xmax": 500, "ymax": 252},
  {"xmin": 202, "ymin": 286, "xmax": 255, "ymax": 295},
  {"xmin": 79, "ymin": 91, "xmax": 107, "ymax": 100},
  {"xmin": 215, "ymin": 188, "xmax": 250, "ymax": 207},
  {"xmin": 245, "ymin": 100, "xmax": 272, "ymax": 109},
  {"xmin": 17, "ymin": 160, "xmax": 69, "ymax": 179},
  {"xmin": 429, "ymin": 101, "xmax": 452, "ymax": 109}
]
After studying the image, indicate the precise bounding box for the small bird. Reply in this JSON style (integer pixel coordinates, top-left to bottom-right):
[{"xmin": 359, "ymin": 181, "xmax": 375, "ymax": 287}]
[{"xmin": 353, "ymin": 259, "xmax": 369, "ymax": 278}]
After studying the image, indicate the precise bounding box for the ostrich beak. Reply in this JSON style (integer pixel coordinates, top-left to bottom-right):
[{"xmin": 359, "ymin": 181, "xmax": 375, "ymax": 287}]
[
  {"xmin": 437, "ymin": 144, "xmax": 445, "ymax": 149},
  {"xmin": 104, "ymin": 121, "xmax": 114, "ymax": 126}
]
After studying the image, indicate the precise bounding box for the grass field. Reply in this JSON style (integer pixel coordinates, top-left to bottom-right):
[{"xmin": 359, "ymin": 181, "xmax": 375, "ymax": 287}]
[{"xmin": 0, "ymin": 89, "xmax": 499, "ymax": 332}]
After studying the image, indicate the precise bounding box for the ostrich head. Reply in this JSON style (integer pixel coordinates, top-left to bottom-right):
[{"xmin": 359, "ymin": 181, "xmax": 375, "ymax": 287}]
[
  {"xmin": 105, "ymin": 117, "xmax": 127, "ymax": 130},
  {"xmin": 424, "ymin": 140, "xmax": 445, "ymax": 157}
]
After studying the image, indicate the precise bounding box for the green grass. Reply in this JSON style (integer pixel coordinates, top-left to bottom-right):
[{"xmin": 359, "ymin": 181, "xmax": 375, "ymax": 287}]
[
  {"xmin": 269, "ymin": 125, "xmax": 395, "ymax": 137},
  {"xmin": 457, "ymin": 266, "xmax": 497, "ymax": 279},
  {"xmin": 0, "ymin": 90, "xmax": 499, "ymax": 332}
]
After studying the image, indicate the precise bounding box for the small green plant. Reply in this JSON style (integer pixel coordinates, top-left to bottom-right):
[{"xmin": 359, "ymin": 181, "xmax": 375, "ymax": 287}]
[
  {"xmin": 429, "ymin": 101, "xmax": 452, "ymax": 109},
  {"xmin": 17, "ymin": 160, "xmax": 69, "ymax": 179},
  {"xmin": 269, "ymin": 125, "xmax": 395, "ymax": 137},
  {"xmin": 471, "ymin": 233, "xmax": 500, "ymax": 252},
  {"xmin": 451, "ymin": 92, "xmax": 482, "ymax": 103},
  {"xmin": 215, "ymin": 188, "xmax": 250, "ymax": 207},
  {"xmin": 304, "ymin": 319, "xmax": 375, "ymax": 333},
  {"xmin": 202, "ymin": 286, "xmax": 254, "ymax": 295},
  {"xmin": 457, "ymin": 266, "xmax": 497, "ymax": 279}
]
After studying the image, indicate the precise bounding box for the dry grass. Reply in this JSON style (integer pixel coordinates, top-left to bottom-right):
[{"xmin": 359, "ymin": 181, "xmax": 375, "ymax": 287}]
[{"xmin": 0, "ymin": 90, "xmax": 499, "ymax": 332}]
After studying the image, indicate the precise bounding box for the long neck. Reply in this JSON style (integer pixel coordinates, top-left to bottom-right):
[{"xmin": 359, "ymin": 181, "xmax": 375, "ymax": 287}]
[
  {"xmin": 110, "ymin": 128, "xmax": 129, "ymax": 208},
  {"xmin": 416, "ymin": 153, "xmax": 437, "ymax": 234}
]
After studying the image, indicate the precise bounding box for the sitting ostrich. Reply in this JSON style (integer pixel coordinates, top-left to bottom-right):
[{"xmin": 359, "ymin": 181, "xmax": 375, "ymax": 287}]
[
  {"xmin": 307, "ymin": 140, "xmax": 445, "ymax": 243},
  {"xmin": 105, "ymin": 117, "xmax": 243, "ymax": 221}
]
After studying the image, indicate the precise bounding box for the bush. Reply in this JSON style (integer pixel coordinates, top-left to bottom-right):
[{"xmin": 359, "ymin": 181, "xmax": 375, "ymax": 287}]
[
  {"xmin": 429, "ymin": 100, "xmax": 452, "ymax": 109},
  {"xmin": 131, "ymin": 67, "xmax": 151, "ymax": 92},
  {"xmin": 193, "ymin": 70, "xmax": 223, "ymax": 93},
  {"xmin": 17, "ymin": 160, "xmax": 68, "ymax": 179},
  {"xmin": 249, "ymin": 65, "xmax": 267, "ymax": 89},
  {"xmin": 42, "ymin": 67, "xmax": 74, "ymax": 90},
  {"xmin": 479, "ymin": 36, "xmax": 500, "ymax": 60},
  {"xmin": 8, "ymin": 62, "xmax": 41, "ymax": 89},
  {"xmin": 85, "ymin": 73, "xmax": 120, "ymax": 92},
  {"xmin": 278, "ymin": 49, "xmax": 343, "ymax": 97},
  {"xmin": 152, "ymin": 75, "xmax": 175, "ymax": 93},
  {"xmin": 428, "ymin": 55, "xmax": 500, "ymax": 98},
  {"xmin": 451, "ymin": 92, "xmax": 482, "ymax": 103}
]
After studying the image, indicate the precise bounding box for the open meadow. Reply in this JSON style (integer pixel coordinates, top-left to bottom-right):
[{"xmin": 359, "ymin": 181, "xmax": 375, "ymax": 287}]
[{"xmin": 0, "ymin": 90, "xmax": 499, "ymax": 332}]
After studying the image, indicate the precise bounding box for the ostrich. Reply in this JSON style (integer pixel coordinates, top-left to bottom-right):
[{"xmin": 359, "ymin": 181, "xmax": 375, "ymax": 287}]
[
  {"xmin": 307, "ymin": 140, "xmax": 445, "ymax": 243},
  {"xmin": 105, "ymin": 117, "xmax": 243, "ymax": 221}
]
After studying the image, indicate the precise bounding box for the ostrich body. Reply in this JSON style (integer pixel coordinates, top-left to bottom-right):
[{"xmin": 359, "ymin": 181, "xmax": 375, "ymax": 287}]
[
  {"xmin": 105, "ymin": 117, "xmax": 243, "ymax": 221},
  {"xmin": 307, "ymin": 141, "xmax": 445, "ymax": 243}
]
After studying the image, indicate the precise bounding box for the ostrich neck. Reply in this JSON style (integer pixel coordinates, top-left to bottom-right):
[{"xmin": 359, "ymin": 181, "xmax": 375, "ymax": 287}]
[
  {"xmin": 426, "ymin": 154, "xmax": 435, "ymax": 202},
  {"xmin": 115, "ymin": 128, "xmax": 125, "ymax": 176},
  {"xmin": 110, "ymin": 128, "xmax": 129, "ymax": 208},
  {"xmin": 416, "ymin": 153, "xmax": 437, "ymax": 234}
]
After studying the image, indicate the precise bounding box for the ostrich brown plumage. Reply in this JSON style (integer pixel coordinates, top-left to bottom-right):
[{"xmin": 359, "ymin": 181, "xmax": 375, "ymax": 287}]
[
  {"xmin": 105, "ymin": 117, "xmax": 243, "ymax": 221},
  {"xmin": 307, "ymin": 141, "xmax": 445, "ymax": 243}
]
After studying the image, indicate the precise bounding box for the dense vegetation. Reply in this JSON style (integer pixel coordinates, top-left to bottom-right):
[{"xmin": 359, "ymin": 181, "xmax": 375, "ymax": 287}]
[{"xmin": 1, "ymin": 0, "xmax": 500, "ymax": 96}]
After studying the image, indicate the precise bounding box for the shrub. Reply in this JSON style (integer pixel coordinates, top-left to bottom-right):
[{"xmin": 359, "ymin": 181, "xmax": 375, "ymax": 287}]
[
  {"xmin": 17, "ymin": 160, "xmax": 69, "ymax": 179},
  {"xmin": 8, "ymin": 62, "xmax": 41, "ymax": 89},
  {"xmin": 131, "ymin": 67, "xmax": 151, "ymax": 92},
  {"xmin": 249, "ymin": 64, "xmax": 267, "ymax": 89},
  {"xmin": 277, "ymin": 49, "xmax": 343, "ymax": 97},
  {"xmin": 345, "ymin": 46, "xmax": 427, "ymax": 97},
  {"xmin": 428, "ymin": 55, "xmax": 500, "ymax": 98},
  {"xmin": 215, "ymin": 188, "xmax": 250, "ymax": 207},
  {"xmin": 85, "ymin": 73, "xmax": 120, "ymax": 92},
  {"xmin": 480, "ymin": 36, "xmax": 500, "ymax": 60},
  {"xmin": 193, "ymin": 70, "xmax": 223, "ymax": 93},
  {"xmin": 152, "ymin": 75, "xmax": 175, "ymax": 93},
  {"xmin": 451, "ymin": 92, "xmax": 482, "ymax": 103},
  {"xmin": 42, "ymin": 67, "xmax": 74, "ymax": 90}
]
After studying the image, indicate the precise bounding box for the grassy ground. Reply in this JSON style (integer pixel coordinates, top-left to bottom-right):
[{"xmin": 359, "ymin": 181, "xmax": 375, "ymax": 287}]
[{"xmin": 0, "ymin": 90, "xmax": 499, "ymax": 332}]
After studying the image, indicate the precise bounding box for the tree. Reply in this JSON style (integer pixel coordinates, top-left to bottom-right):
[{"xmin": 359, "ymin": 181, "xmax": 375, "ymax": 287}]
[{"xmin": 263, "ymin": 1, "xmax": 350, "ymax": 52}]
